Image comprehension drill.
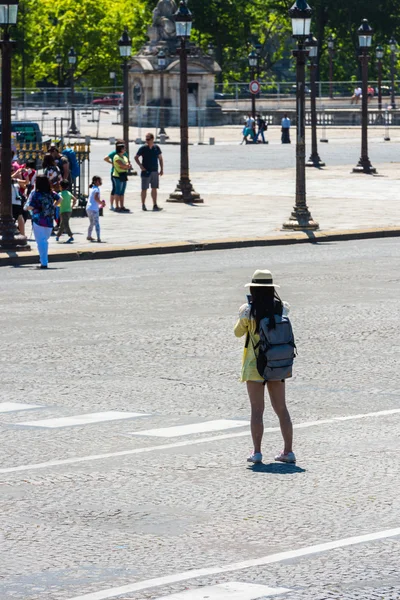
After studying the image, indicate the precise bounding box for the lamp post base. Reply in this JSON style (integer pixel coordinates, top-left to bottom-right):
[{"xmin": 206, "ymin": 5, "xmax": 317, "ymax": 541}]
[
  {"xmin": 352, "ymin": 159, "xmax": 377, "ymax": 174},
  {"xmin": 306, "ymin": 153, "xmax": 326, "ymax": 168},
  {"xmin": 282, "ymin": 207, "xmax": 319, "ymax": 231},
  {"xmin": 67, "ymin": 124, "xmax": 80, "ymax": 135},
  {"xmin": 167, "ymin": 179, "xmax": 203, "ymax": 204},
  {"xmin": 0, "ymin": 217, "xmax": 31, "ymax": 251}
]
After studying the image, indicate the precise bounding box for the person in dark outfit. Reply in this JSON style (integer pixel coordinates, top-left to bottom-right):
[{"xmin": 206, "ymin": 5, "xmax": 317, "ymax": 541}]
[
  {"xmin": 281, "ymin": 114, "xmax": 291, "ymax": 144},
  {"xmin": 134, "ymin": 133, "xmax": 164, "ymax": 212}
]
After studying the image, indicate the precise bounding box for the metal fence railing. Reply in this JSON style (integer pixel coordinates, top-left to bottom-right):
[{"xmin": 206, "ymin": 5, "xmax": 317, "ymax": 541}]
[
  {"xmin": 215, "ymin": 80, "xmax": 398, "ymax": 109},
  {"xmin": 9, "ymin": 103, "xmax": 399, "ymax": 147},
  {"xmin": 9, "ymin": 81, "xmax": 400, "ymax": 111}
]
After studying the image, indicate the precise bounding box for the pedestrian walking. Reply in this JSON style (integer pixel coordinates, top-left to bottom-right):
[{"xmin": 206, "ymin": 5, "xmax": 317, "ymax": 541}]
[
  {"xmin": 86, "ymin": 176, "xmax": 105, "ymax": 242},
  {"xmin": 281, "ymin": 114, "xmax": 291, "ymax": 144},
  {"xmin": 234, "ymin": 270, "xmax": 296, "ymax": 465},
  {"xmin": 134, "ymin": 133, "xmax": 163, "ymax": 211},
  {"xmin": 241, "ymin": 115, "xmax": 256, "ymax": 144},
  {"xmin": 56, "ymin": 179, "xmax": 77, "ymax": 243},
  {"xmin": 24, "ymin": 175, "xmax": 60, "ymax": 269},
  {"xmin": 254, "ymin": 114, "xmax": 268, "ymax": 144},
  {"xmin": 112, "ymin": 143, "xmax": 131, "ymax": 212}
]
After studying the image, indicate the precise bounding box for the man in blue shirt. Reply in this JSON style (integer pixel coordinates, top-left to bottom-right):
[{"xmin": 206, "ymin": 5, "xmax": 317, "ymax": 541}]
[{"xmin": 134, "ymin": 133, "xmax": 164, "ymax": 212}]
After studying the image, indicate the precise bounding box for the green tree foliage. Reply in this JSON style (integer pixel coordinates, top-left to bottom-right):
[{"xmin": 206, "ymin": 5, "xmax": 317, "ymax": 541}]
[
  {"xmin": 13, "ymin": 0, "xmax": 150, "ymax": 88},
  {"xmin": 12, "ymin": 0, "xmax": 400, "ymax": 87}
]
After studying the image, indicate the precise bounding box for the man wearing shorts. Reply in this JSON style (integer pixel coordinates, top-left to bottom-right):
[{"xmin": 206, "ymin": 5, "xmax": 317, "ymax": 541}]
[{"xmin": 134, "ymin": 133, "xmax": 163, "ymax": 212}]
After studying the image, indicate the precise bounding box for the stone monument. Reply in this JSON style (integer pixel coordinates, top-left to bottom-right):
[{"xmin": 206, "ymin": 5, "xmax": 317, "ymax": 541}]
[{"xmin": 128, "ymin": 0, "xmax": 221, "ymax": 128}]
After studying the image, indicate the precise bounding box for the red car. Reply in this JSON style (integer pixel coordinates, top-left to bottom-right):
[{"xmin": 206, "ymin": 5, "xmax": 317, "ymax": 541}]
[{"xmin": 91, "ymin": 92, "xmax": 123, "ymax": 106}]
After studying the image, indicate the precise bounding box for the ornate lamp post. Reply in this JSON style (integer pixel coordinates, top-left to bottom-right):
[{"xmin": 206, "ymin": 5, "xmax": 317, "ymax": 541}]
[
  {"xmin": 306, "ymin": 34, "xmax": 325, "ymax": 167},
  {"xmin": 67, "ymin": 47, "xmax": 79, "ymax": 135},
  {"xmin": 376, "ymin": 45, "xmax": 384, "ymax": 111},
  {"xmin": 389, "ymin": 36, "xmax": 397, "ymax": 109},
  {"xmin": 248, "ymin": 50, "xmax": 258, "ymax": 119},
  {"xmin": 353, "ymin": 19, "xmax": 376, "ymax": 174},
  {"xmin": 283, "ymin": 0, "xmax": 319, "ymax": 231},
  {"xmin": 0, "ymin": 0, "xmax": 29, "ymax": 250},
  {"xmin": 118, "ymin": 29, "xmax": 132, "ymax": 155},
  {"xmin": 327, "ymin": 34, "xmax": 334, "ymax": 98},
  {"xmin": 168, "ymin": 0, "xmax": 202, "ymax": 204},
  {"xmin": 56, "ymin": 53, "xmax": 62, "ymax": 106},
  {"xmin": 158, "ymin": 49, "xmax": 167, "ymax": 137}
]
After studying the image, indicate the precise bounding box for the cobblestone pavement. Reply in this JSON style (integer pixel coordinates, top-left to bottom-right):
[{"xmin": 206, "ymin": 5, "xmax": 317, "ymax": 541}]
[
  {"xmin": 1, "ymin": 239, "xmax": 400, "ymax": 599},
  {"xmin": 19, "ymin": 135, "xmax": 400, "ymax": 255}
]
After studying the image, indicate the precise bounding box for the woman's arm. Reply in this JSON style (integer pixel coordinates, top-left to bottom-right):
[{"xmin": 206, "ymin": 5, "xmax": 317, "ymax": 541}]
[
  {"xmin": 234, "ymin": 304, "xmax": 250, "ymax": 338},
  {"xmin": 115, "ymin": 157, "xmax": 129, "ymax": 170}
]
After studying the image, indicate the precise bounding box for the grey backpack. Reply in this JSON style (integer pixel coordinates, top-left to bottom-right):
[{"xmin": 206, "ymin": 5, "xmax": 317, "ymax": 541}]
[{"xmin": 251, "ymin": 314, "xmax": 296, "ymax": 381}]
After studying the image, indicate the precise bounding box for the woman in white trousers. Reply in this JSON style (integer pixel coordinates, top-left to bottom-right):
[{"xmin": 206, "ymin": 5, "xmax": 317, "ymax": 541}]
[{"xmin": 25, "ymin": 175, "xmax": 60, "ymax": 269}]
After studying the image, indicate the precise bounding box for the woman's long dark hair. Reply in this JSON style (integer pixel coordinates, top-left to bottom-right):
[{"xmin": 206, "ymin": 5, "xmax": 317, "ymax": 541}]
[{"xmin": 250, "ymin": 286, "xmax": 283, "ymax": 333}]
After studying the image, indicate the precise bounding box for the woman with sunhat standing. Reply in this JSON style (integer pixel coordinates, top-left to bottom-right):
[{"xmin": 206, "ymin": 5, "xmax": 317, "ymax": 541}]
[{"xmin": 234, "ymin": 269, "xmax": 296, "ymax": 465}]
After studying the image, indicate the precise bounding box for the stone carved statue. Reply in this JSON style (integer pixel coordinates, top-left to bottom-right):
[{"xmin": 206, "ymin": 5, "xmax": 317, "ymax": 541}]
[{"xmin": 151, "ymin": 0, "xmax": 177, "ymax": 41}]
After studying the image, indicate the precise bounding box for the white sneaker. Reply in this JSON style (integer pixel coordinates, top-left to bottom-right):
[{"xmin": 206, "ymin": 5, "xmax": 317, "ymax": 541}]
[
  {"xmin": 275, "ymin": 451, "xmax": 296, "ymax": 464},
  {"xmin": 247, "ymin": 452, "xmax": 263, "ymax": 464}
]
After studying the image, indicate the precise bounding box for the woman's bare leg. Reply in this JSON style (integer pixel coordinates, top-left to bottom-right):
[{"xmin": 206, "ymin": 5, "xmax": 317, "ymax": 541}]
[
  {"xmin": 246, "ymin": 381, "xmax": 265, "ymax": 454},
  {"xmin": 267, "ymin": 381, "xmax": 293, "ymax": 454}
]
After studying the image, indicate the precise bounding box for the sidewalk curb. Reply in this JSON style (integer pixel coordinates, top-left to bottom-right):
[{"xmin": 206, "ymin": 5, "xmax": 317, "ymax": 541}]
[{"xmin": 1, "ymin": 227, "xmax": 399, "ymax": 267}]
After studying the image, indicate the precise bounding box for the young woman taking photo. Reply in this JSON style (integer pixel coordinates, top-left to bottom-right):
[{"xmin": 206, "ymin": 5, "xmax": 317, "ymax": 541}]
[{"xmin": 234, "ymin": 269, "xmax": 296, "ymax": 465}]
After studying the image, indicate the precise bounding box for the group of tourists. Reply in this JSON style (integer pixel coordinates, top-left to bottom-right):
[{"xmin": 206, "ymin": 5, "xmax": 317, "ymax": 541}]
[
  {"xmin": 241, "ymin": 114, "xmax": 291, "ymax": 144},
  {"xmin": 12, "ymin": 133, "xmax": 164, "ymax": 269},
  {"xmin": 241, "ymin": 115, "xmax": 269, "ymax": 144},
  {"xmin": 103, "ymin": 133, "xmax": 163, "ymax": 213}
]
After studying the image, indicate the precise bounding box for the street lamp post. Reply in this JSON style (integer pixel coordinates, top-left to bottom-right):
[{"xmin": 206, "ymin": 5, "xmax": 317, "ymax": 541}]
[
  {"xmin": 376, "ymin": 45, "xmax": 384, "ymax": 112},
  {"xmin": 0, "ymin": 0, "xmax": 29, "ymax": 250},
  {"xmin": 353, "ymin": 19, "xmax": 376, "ymax": 174},
  {"xmin": 56, "ymin": 52, "xmax": 62, "ymax": 107},
  {"xmin": 168, "ymin": 0, "xmax": 202, "ymax": 204},
  {"xmin": 283, "ymin": 0, "xmax": 319, "ymax": 231},
  {"xmin": 389, "ymin": 36, "xmax": 397, "ymax": 109},
  {"xmin": 67, "ymin": 47, "xmax": 80, "ymax": 135},
  {"xmin": 118, "ymin": 29, "xmax": 132, "ymax": 156},
  {"xmin": 306, "ymin": 34, "xmax": 325, "ymax": 167},
  {"xmin": 158, "ymin": 49, "xmax": 167, "ymax": 137},
  {"xmin": 248, "ymin": 50, "xmax": 258, "ymax": 119},
  {"xmin": 328, "ymin": 34, "xmax": 334, "ymax": 98}
]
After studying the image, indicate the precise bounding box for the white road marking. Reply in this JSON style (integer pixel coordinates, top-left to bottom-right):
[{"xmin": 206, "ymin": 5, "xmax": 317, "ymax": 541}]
[
  {"xmin": 16, "ymin": 411, "xmax": 150, "ymax": 429},
  {"xmin": 1, "ymin": 407, "xmax": 400, "ymax": 474},
  {"xmin": 153, "ymin": 582, "xmax": 291, "ymax": 599},
  {"xmin": 0, "ymin": 402, "xmax": 42, "ymax": 413},
  {"xmin": 65, "ymin": 527, "xmax": 400, "ymax": 600},
  {"xmin": 131, "ymin": 419, "xmax": 249, "ymax": 438}
]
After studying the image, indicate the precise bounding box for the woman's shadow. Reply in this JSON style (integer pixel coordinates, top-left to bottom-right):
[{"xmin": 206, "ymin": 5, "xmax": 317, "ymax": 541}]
[{"xmin": 248, "ymin": 462, "xmax": 306, "ymax": 474}]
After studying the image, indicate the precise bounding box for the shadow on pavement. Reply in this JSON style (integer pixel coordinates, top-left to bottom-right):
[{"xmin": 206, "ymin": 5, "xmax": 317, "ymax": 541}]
[{"xmin": 248, "ymin": 462, "xmax": 306, "ymax": 474}]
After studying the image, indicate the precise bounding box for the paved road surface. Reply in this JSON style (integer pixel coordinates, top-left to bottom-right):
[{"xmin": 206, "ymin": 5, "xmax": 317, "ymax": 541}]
[{"xmin": 1, "ymin": 239, "xmax": 400, "ymax": 599}]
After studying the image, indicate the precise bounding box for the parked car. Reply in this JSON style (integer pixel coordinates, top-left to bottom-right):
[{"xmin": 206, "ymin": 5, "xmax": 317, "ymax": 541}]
[
  {"xmin": 290, "ymin": 84, "xmax": 311, "ymax": 95},
  {"xmin": 0, "ymin": 121, "xmax": 46, "ymax": 144},
  {"xmin": 91, "ymin": 92, "xmax": 123, "ymax": 106}
]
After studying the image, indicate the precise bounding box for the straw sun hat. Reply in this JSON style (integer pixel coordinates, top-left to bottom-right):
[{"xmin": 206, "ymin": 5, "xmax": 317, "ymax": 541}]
[{"xmin": 244, "ymin": 269, "xmax": 280, "ymax": 288}]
